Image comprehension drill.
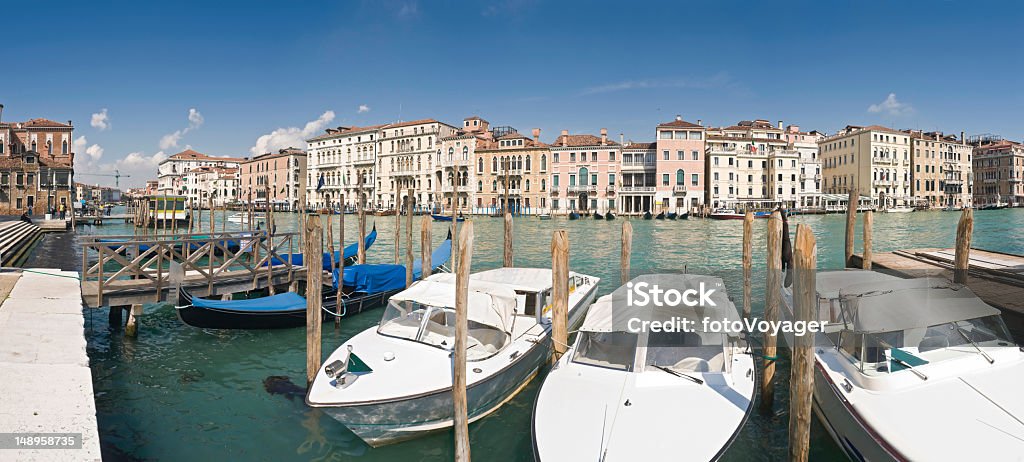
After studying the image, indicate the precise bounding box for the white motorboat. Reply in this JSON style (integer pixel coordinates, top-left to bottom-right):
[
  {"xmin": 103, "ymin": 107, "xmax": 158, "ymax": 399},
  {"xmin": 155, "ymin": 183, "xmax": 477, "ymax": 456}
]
[
  {"xmin": 533, "ymin": 274, "xmax": 756, "ymax": 461},
  {"xmin": 306, "ymin": 267, "xmax": 599, "ymax": 447},
  {"xmin": 885, "ymin": 206, "xmax": 914, "ymax": 213},
  {"xmin": 781, "ymin": 270, "xmax": 1024, "ymax": 461},
  {"xmin": 227, "ymin": 212, "xmax": 265, "ymax": 224}
]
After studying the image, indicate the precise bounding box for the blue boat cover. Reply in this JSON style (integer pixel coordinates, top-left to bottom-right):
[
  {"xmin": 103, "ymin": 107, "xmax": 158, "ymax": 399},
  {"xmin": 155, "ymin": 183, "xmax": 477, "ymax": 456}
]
[
  {"xmin": 192, "ymin": 291, "xmax": 306, "ymax": 312},
  {"xmin": 332, "ymin": 238, "xmax": 452, "ymax": 291},
  {"xmin": 270, "ymin": 227, "xmax": 377, "ymax": 270}
]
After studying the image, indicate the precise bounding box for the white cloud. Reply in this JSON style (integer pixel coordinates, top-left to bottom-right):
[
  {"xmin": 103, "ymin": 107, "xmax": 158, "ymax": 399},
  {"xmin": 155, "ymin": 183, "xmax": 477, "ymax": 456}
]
[
  {"xmin": 396, "ymin": 1, "xmax": 418, "ymax": 18},
  {"xmin": 580, "ymin": 73, "xmax": 735, "ymax": 95},
  {"xmin": 73, "ymin": 136, "xmax": 104, "ymax": 163},
  {"xmin": 358, "ymin": 104, "xmax": 371, "ymax": 114},
  {"xmin": 90, "ymin": 108, "xmax": 110, "ymax": 131},
  {"xmin": 160, "ymin": 107, "xmax": 204, "ymax": 150},
  {"xmin": 868, "ymin": 93, "xmax": 914, "ymax": 116},
  {"xmin": 250, "ymin": 110, "xmax": 336, "ymax": 156}
]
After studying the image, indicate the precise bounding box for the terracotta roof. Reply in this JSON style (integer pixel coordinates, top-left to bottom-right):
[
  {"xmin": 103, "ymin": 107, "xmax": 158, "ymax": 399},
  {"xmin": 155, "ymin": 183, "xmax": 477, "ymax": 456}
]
[
  {"xmin": 707, "ymin": 135, "xmax": 788, "ymax": 144},
  {"xmin": 386, "ymin": 118, "xmax": 440, "ymax": 129},
  {"xmin": 0, "ymin": 158, "xmax": 27, "ymax": 169},
  {"xmin": 657, "ymin": 118, "xmax": 703, "ymax": 129},
  {"xmin": 622, "ymin": 142, "xmax": 656, "ymax": 150},
  {"xmin": 168, "ymin": 149, "xmax": 244, "ymax": 162},
  {"xmin": 23, "ymin": 118, "xmax": 72, "ymax": 128},
  {"xmin": 308, "ymin": 124, "xmax": 388, "ymax": 142},
  {"xmin": 550, "ymin": 134, "xmax": 620, "ymax": 148}
]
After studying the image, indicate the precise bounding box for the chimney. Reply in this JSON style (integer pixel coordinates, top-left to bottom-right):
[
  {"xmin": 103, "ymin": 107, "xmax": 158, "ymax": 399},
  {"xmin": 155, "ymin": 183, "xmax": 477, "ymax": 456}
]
[
  {"xmin": 620, "ymin": 133, "xmax": 624, "ymax": 145},
  {"xmin": 778, "ymin": 120, "xmax": 783, "ymax": 130},
  {"xmin": 0, "ymin": 103, "xmax": 4, "ymax": 122},
  {"xmin": 675, "ymin": 115, "xmax": 682, "ymax": 122},
  {"xmin": 68, "ymin": 120, "xmax": 72, "ymax": 126},
  {"xmin": 697, "ymin": 119, "xmax": 702, "ymax": 126},
  {"xmin": 961, "ymin": 131, "xmax": 965, "ymax": 143},
  {"xmin": 531, "ymin": 128, "xmax": 540, "ymax": 142},
  {"xmin": 600, "ymin": 128, "xmax": 608, "ymax": 145},
  {"xmin": 561, "ymin": 129, "xmax": 568, "ymax": 147}
]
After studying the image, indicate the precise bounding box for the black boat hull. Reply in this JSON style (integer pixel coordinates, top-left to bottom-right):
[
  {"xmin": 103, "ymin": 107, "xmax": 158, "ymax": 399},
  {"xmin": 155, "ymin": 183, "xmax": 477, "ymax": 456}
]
[{"xmin": 176, "ymin": 287, "xmax": 395, "ymax": 329}]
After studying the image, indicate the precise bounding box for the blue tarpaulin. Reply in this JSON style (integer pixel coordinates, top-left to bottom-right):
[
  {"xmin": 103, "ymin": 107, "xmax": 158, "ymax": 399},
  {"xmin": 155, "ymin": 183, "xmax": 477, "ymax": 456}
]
[
  {"xmin": 332, "ymin": 237, "xmax": 452, "ymax": 292},
  {"xmin": 191, "ymin": 291, "xmax": 306, "ymax": 312},
  {"xmin": 269, "ymin": 226, "xmax": 377, "ymax": 270}
]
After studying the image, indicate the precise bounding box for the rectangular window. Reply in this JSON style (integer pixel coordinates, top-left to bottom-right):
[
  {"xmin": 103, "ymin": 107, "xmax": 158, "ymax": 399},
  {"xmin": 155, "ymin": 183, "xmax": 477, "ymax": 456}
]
[
  {"xmin": 663, "ymin": 151, "xmax": 669, "ymax": 160},
  {"xmin": 713, "ymin": 157, "xmax": 719, "ymax": 166},
  {"xmin": 675, "ymin": 131, "xmax": 687, "ymax": 140},
  {"xmin": 591, "ymin": 174, "xmax": 598, "ymax": 185},
  {"xmin": 552, "ymin": 199, "xmax": 559, "ymax": 210},
  {"xmin": 609, "ymin": 173, "xmax": 616, "ymax": 185},
  {"xmin": 691, "ymin": 174, "xmax": 698, "ymax": 186},
  {"xmin": 662, "ymin": 174, "xmax": 669, "ymax": 186},
  {"xmin": 609, "ymin": 152, "xmax": 616, "ymax": 161},
  {"xmin": 569, "ymin": 174, "xmax": 576, "ymax": 186},
  {"xmin": 692, "ymin": 151, "xmax": 698, "ymax": 160},
  {"xmin": 689, "ymin": 132, "xmax": 702, "ymax": 140},
  {"xmin": 660, "ymin": 131, "xmax": 672, "ymax": 140},
  {"xmin": 553, "ymin": 153, "xmax": 559, "ymax": 163},
  {"xmin": 677, "ymin": 151, "xmax": 684, "ymax": 160},
  {"xmin": 570, "ymin": 153, "xmax": 576, "ymax": 162},
  {"xmin": 553, "ymin": 175, "xmax": 559, "ymax": 187}
]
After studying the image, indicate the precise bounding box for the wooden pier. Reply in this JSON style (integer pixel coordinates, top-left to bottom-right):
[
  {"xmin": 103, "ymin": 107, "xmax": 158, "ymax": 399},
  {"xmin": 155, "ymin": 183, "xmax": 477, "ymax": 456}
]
[{"xmin": 80, "ymin": 230, "xmax": 304, "ymax": 308}]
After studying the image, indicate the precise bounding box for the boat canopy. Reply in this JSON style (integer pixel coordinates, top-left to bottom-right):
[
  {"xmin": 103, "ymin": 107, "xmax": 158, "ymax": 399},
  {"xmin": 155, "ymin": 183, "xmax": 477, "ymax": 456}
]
[
  {"xmin": 467, "ymin": 268, "xmax": 553, "ymax": 292},
  {"xmin": 839, "ymin": 277, "xmax": 999, "ymax": 333},
  {"xmin": 390, "ymin": 279, "xmax": 517, "ymax": 333},
  {"xmin": 579, "ymin": 274, "xmax": 739, "ymax": 345},
  {"xmin": 331, "ymin": 236, "xmax": 452, "ymax": 292}
]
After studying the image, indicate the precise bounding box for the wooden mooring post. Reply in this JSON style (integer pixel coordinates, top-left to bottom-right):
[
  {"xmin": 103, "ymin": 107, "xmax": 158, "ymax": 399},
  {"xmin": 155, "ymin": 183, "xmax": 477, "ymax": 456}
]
[
  {"xmin": 305, "ymin": 214, "xmax": 323, "ymax": 387},
  {"xmin": 336, "ymin": 195, "xmax": 344, "ymax": 328},
  {"xmin": 954, "ymin": 208, "xmax": 974, "ymax": 284},
  {"xmin": 125, "ymin": 304, "xmax": 143, "ymax": 337},
  {"xmin": 760, "ymin": 211, "xmax": 783, "ymax": 410},
  {"xmin": 406, "ymin": 189, "xmax": 414, "ymax": 286},
  {"xmin": 620, "ymin": 221, "xmax": 632, "ymax": 284},
  {"xmin": 789, "ymin": 223, "xmax": 817, "ymax": 462},
  {"xmin": 862, "ymin": 210, "xmax": 873, "ymax": 270},
  {"xmin": 450, "ymin": 195, "xmax": 459, "ymax": 273},
  {"xmin": 394, "ymin": 197, "xmax": 402, "ymax": 264},
  {"xmin": 503, "ymin": 212, "xmax": 513, "ymax": 267},
  {"xmin": 452, "ymin": 220, "xmax": 473, "ymax": 462},
  {"xmin": 327, "ymin": 213, "xmax": 337, "ymax": 274},
  {"xmin": 551, "ymin": 230, "xmax": 569, "ymax": 361},
  {"xmin": 844, "ymin": 188, "xmax": 857, "ymax": 267},
  {"xmin": 742, "ymin": 211, "xmax": 753, "ymax": 319},
  {"xmin": 357, "ymin": 180, "xmax": 366, "ymax": 264},
  {"xmin": 421, "ymin": 214, "xmax": 432, "ymax": 279}
]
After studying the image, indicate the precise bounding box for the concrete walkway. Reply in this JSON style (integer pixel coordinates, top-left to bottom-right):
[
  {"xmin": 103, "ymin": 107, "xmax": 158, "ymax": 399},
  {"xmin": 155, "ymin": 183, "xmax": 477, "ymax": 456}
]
[{"xmin": 0, "ymin": 269, "xmax": 100, "ymax": 461}]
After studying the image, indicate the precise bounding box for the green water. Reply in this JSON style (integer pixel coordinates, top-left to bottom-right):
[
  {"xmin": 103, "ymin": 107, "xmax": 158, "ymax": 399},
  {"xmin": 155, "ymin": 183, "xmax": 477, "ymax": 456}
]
[{"xmin": 83, "ymin": 207, "xmax": 1024, "ymax": 461}]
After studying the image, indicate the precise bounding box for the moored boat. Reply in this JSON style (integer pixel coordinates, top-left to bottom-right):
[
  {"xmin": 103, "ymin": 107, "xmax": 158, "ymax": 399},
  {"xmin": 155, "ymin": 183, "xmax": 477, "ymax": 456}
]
[
  {"xmin": 306, "ymin": 267, "xmax": 600, "ymax": 447},
  {"xmin": 431, "ymin": 213, "xmax": 465, "ymax": 222},
  {"xmin": 885, "ymin": 205, "xmax": 914, "ymax": 213},
  {"xmin": 568, "ymin": 211, "xmax": 581, "ymax": 220},
  {"xmin": 605, "ymin": 212, "xmax": 616, "ymax": 220},
  {"xmin": 269, "ymin": 226, "xmax": 378, "ymax": 270},
  {"xmin": 666, "ymin": 212, "xmax": 677, "ymax": 220},
  {"xmin": 533, "ymin": 275, "xmax": 755, "ymax": 461},
  {"xmin": 593, "ymin": 212, "xmax": 604, "ymax": 220},
  {"xmin": 655, "ymin": 211, "xmax": 666, "ymax": 219},
  {"xmin": 709, "ymin": 208, "xmax": 745, "ymax": 220},
  {"xmin": 642, "ymin": 211, "xmax": 653, "ymax": 220},
  {"xmin": 780, "ymin": 269, "xmax": 1024, "ymax": 461},
  {"xmin": 538, "ymin": 213, "xmax": 551, "ymax": 220}
]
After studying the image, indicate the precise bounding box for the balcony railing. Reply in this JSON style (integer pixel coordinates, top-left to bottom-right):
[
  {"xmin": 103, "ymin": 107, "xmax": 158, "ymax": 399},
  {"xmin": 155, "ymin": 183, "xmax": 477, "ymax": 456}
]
[
  {"xmin": 441, "ymin": 184, "xmax": 471, "ymax": 193},
  {"xmin": 672, "ymin": 185, "xmax": 688, "ymax": 195},
  {"xmin": 618, "ymin": 186, "xmax": 656, "ymax": 193},
  {"xmin": 872, "ymin": 157, "xmax": 897, "ymax": 165},
  {"xmin": 352, "ymin": 157, "xmax": 374, "ymax": 165},
  {"xmin": 621, "ymin": 160, "xmax": 656, "ymax": 168},
  {"xmin": 567, "ymin": 185, "xmax": 598, "ymax": 194}
]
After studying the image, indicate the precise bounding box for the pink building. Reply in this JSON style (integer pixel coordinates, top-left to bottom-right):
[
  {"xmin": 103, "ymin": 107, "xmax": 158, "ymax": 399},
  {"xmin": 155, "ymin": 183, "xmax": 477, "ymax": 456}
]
[
  {"xmin": 654, "ymin": 116, "xmax": 706, "ymax": 212},
  {"xmin": 548, "ymin": 128, "xmax": 620, "ymax": 214}
]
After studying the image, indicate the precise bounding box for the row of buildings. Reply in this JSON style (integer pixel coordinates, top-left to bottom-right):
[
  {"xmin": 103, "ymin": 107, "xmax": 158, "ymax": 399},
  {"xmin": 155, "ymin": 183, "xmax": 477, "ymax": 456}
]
[{"xmin": 299, "ymin": 114, "xmax": 1014, "ymax": 214}]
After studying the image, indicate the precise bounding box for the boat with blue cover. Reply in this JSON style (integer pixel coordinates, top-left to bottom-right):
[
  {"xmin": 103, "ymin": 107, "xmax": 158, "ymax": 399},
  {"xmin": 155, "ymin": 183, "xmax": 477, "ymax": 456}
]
[
  {"xmin": 431, "ymin": 214, "xmax": 465, "ymax": 222},
  {"xmin": 267, "ymin": 226, "xmax": 377, "ymax": 270},
  {"xmin": 176, "ymin": 230, "xmax": 450, "ymax": 329}
]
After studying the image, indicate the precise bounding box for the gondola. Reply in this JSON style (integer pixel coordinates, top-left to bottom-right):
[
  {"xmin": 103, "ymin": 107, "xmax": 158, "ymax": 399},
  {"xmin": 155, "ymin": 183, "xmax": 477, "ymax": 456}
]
[
  {"xmin": 666, "ymin": 212, "xmax": 677, "ymax": 220},
  {"xmin": 432, "ymin": 213, "xmax": 465, "ymax": 222},
  {"xmin": 568, "ymin": 211, "xmax": 580, "ymax": 220},
  {"xmin": 593, "ymin": 212, "xmax": 604, "ymax": 220},
  {"xmin": 642, "ymin": 211, "xmax": 653, "ymax": 220},
  {"xmin": 268, "ymin": 226, "xmax": 377, "ymax": 270},
  {"xmin": 605, "ymin": 212, "xmax": 616, "ymax": 220},
  {"xmin": 678, "ymin": 211, "xmax": 690, "ymax": 220},
  {"xmin": 176, "ymin": 232, "xmax": 452, "ymax": 329},
  {"xmin": 655, "ymin": 211, "xmax": 666, "ymax": 220}
]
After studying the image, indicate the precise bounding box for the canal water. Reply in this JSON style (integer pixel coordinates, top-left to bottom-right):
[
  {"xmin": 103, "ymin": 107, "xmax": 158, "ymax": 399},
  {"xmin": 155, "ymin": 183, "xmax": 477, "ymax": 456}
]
[{"xmin": 74, "ymin": 207, "xmax": 1024, "ymax": 461}]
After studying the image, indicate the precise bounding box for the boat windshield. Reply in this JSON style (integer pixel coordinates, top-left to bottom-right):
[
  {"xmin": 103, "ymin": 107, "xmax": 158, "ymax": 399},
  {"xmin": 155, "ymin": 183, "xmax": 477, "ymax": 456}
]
[
  {"xmin": 572, "ymin": 331, "xmax": 638, "ymax": 371},
  {"xmin": 839, "ymin": 315, "xmax": 1015, "ymax": 374},
  {"xmin": 644, "ymin": 330, "xmax": 727, "ymax": 373},
  {"xmin": 377, "ymin": 300, "xmax": 509, "ymax": 360}
]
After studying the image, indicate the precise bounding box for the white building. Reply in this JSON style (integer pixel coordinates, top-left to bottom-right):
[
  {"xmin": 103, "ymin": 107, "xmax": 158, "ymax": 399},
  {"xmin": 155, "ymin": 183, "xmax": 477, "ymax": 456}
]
[
  {"xmin": 705, "ymin": 120, "xmax": 801, "ymax": 209},
  {"xmin": 377, "ymin": 119, "xmax": 459, "ymax": 211},
  {"xmin": 820, "ymin": 125, "xmax": 912, "ymax": 207},
  {"xmin": 306, "ymin": 125, "xmax": 384, "ymax": 210},
  {"xmin": 157, "ymin": 149, "xmax": 243, "ymax": 198},
  {"xmin": 183, "ymin": 166, "xmax": 240, "ymax": 207},
  {"xmin": 785, "ymin": 125, "xmax": 825, "ymax": 209}
]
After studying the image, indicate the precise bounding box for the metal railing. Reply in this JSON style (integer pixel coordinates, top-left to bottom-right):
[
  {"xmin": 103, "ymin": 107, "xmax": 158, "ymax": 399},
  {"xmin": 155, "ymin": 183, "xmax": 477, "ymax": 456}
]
[{"xmin": 619, "ymin": 186, "xmax": 656, "ymax": 193}]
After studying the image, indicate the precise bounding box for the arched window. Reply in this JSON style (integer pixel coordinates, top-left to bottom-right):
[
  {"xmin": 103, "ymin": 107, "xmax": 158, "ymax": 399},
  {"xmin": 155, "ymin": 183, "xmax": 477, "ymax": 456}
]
[
  {"xmin": 579, "ymin": 167, "xmax": 590, "ymax": 184},
  {"xmin": 525, "ymin": 155, "xmax": 531, "ymax": 171},
  {"xmin": 517, "ymin": 155, "xmax": 523, "ymax": 169},
  {"xmin": 676, "ymin": 169, "xmax": 685, "ymax": 185},
  {"xmin": 46, "ymin": 141, "xmax": 52, "ymax": 155},
  {"xmin": 462, "ymin": 146, "xmax": 469, "ymax": 160},
  {"xmin": 448, "ymin": 147, "xmax": 454, "ymax": 162},
  {"xmin": 477, "ymin": 181, "xmax": 483, "ymax": 192},
  {"xmin": 492, "ymin": 180, "xmax": 498, "ymax": 192},
  {"xmin": 541, "ymin": 154, "xmax": 547, "ymax": 171},
  {"xmin": 492, "ymin": 157, "xmax": 498, "ymax": 172},
  {"xmin": 31, "ymin": 141, "xmax": 37, "ymax": 152},
  {"xmin": 478, "ymin": 157, "xmax": 483, "ymax": 172},
  {"xmin": 541, "ymin": 179, "xmax": 546, "ymax": 191},
  {"xmin": 525, "ymin": 179, "xmax": 531, "ymax": 191}
]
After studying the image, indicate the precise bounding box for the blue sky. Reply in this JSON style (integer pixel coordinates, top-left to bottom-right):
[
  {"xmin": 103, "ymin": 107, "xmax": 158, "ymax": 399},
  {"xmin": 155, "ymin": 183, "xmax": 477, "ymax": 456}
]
[{"xmin": 3, "ymin": 0, "xmax": 1020, "ymax": 187}]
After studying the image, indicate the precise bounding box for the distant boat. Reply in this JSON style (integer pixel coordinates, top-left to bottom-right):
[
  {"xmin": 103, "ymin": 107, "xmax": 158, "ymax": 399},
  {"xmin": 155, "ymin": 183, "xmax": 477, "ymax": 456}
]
[
  {"xmin": 678, "ymin": 211, "xmax": 690, "ymax": 220},
  {"xmin": 709, "ymin": 209, "xmax": 745, "ymax": 220},
  {"xmin": 228, "ymin": 212, "xmax": 265, "ymax": 224},
  {"xmin": 886, "ymin": 205, "xmax": 915, "ymax": 213},
  {"xmin": 177, "ymin": 232, "xmax": 451, "ymax": 329},
  {"xmin": 942, "ymin": 205, "xmax": 962, "ymax": 212},
  {"xmin": 642, "ymin": 211, "xmax": 653, "ymax": 220},
  {"xmin": 568, "ymin": 211, "xmax": 580, "ymax": 220},
  {"xmin": 431, "ymin": 214, "xmax": 465, "ymax": 222},
  {"xmin": 593, "ymin": 212, "xmax": 604, "ymax": 220},
  {"xmin": 666, "ymin": 212, "xmax": 677, "ymax": 220},
  {"xmin": 538, "ymin": 213, "xmax": 551, "ymax": 220},
  {"xmin": 753, "ymin": 211, "xmax": 772, "ymax": 219},
  {"xmin": 307, "ymin": 267, "xmax": 599, "ymax": 447},
  {"xmin": 979, "ymin": 203, "xmax": 1008, "ymax": 210},
  {"xmin": 605, "ymin": 212, "xmax": 616, "ymax": 220},
  {"xmin": 655, "ymin": 211, "xmax": 666, "ymax": 220}
]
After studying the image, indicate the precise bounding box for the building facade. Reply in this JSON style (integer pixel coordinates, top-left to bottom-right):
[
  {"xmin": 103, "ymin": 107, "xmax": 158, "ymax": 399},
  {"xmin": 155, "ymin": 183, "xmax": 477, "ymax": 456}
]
[
  {"xmin": 820, "ymin": 125, "xmax": 912, "ymax": 207},
  {"xmin": 436, "ymin": 117, "xmax": 493, "ymax": 213},
  {"xmin": 655, "ymin": 116, "xmax": 706, "ymax": 212},
  {"xmin": 972, "ymin": 140, "xmax": 1024, "ymax": 206},
  {"xmin": 184, "ymin": 166, "xmax": 240, "ymax": 207},
  {"xmin": 473, "ymin": 129, "xmax": 550, "ymax": 214},
  {"xmin": 705, "ymin": 119, "xmax": 801, "ymax": 209},
  {"xmin": 377, "ymin": 119, "xmax": 458, "ymax": 211},
  {"xmin": 306, "ymin": 124, "xmax": 383, "ymax": 210},
  {"xmin": 619, "ymin": 142, "xmax": 657, "ymax": 214},
  {"xmin": 240, "ymin": 148, "xmax": 306, "ymax": 210},
  {"xmin": 548, "ymin": 129, "xmax": 620, "ymax": 214},
  {"xmin": 907, "ymin": 130, "xmax": 972, "ymax": 208},
  {"xmin": 157, "ymin": 149, "xmax": 243, "ymax": 202},
  {"xmin": 784, "ymin": 125, "xmax": 824, "ymax": 209},
  {"xmin": 0, "ymin": 105, "xmax": 75, "ymax": 214}
]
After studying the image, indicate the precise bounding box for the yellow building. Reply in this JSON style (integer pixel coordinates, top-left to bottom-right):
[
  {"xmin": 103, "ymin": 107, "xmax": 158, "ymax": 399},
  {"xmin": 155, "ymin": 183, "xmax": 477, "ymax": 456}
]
[{"xmin": 820, "ymin": 125, "xmax": 912, "ymax": 207}]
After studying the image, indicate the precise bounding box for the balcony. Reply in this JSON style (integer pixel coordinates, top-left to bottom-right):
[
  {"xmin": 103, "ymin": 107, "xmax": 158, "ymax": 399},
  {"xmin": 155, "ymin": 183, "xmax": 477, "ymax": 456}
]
[
  {"xmin": 606, "ymin": 186, "xmax": 616, "ymax": 195},
  {"xmin": 872, "ymin": 157, "xmax": 897, "ymax": 165},
  {"xmin": 567, "ymin": 185, "xmax": 598, "ymax": 194},
  {"xmin": 672, "ymin": 185, "xmax": 688, "ymax": 195},
  {"xmin": 621, "ymin": 160, "xmax": 656, "ymax": 170},
  {"xmin": 618, "ymin": 186, "xmax": 656, "ymax": 194},
  {"xmin": 984, "ymin": 178, "xmax": 999, "ymax": 184},
  {"xmin": 1010, "ymin": 177, "xmax": 1022, "ymax": 183},
  {"xmin": 799, "ymin": 173, "xmax": 822, "ymax": 181},
  {"xmin": 352, "ymin": 157, "xmax": 374, "ymax": 166},
  {"xmin": 551, "ymin": 189, "xmax": 560, "ymax": 196},
  {"xmin": 441, "ymin": 184, "xmax": 471, "ymax": 193}
]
